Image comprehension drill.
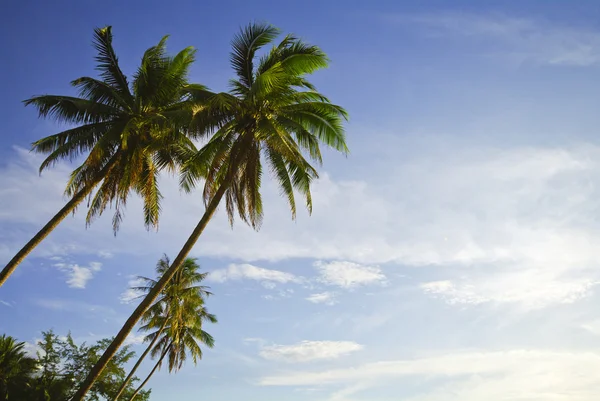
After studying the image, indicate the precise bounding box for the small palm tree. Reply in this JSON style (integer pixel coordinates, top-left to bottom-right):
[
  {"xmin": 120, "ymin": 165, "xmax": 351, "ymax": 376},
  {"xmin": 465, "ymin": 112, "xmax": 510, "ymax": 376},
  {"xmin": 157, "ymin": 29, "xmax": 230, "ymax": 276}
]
[
  {"xmin": 113, "ymin": 256, "xmax": 213, "ymax": 401},
  {"xmin": 73, "ymin": 22, "xmax": 348, "ymax": 400},
  {"xmin": 0, "ymin": 335, "xmax": 37, "ymax": 400},
  {"xmin": 0, "ymin": 27, "xmax": 198, "ymax": 288},
  {"xmin": 127, "ymin": 303, "xmax": 216, "ymax": 400}
]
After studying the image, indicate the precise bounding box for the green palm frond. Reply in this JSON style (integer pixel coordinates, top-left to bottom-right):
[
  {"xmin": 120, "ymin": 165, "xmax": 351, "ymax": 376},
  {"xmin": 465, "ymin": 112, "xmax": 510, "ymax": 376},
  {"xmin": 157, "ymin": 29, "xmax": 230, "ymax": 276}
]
[
  {"xmin": 183, "ymin": 22, "xmax": 348, "ymax": 228},
  {"xmin": 24, "ymin": 95, "xmax": 118, "ymax": 124},
  {"xmin": 132, "ymin": 255, "xmax": 217, "ymax": 374},
  {"xmin": 92, "ymin": 26, "xmax": 134, "ymax": 103},
  {"xmin": 230, "ymin": 23, "xmax": 280, "ymax": 88},
  {"xmin": 26, "ymin": 26, "xmax": 200, "ymax": 234}
]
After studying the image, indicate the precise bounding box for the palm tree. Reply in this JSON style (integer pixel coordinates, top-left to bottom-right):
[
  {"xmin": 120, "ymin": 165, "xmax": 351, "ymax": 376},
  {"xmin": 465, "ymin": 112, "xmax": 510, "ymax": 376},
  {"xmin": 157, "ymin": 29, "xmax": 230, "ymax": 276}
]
[
  {"xmin": 0, "ymin": 27, "xmax": 198, "ymax": 288},
  {"xmin": 127, "ymin": 303, "xmax": 216, "ymax": 401},
  {"xmin": 0, "ymin": 335, "xmax": 37, "ymax": 400},
  {"xmin": 113, "ymin": 256, "xmax": 212, "ymax": 400},
  {"xmin": 73, "ymin": 22, "xmax": 348, "ymax": 400}
]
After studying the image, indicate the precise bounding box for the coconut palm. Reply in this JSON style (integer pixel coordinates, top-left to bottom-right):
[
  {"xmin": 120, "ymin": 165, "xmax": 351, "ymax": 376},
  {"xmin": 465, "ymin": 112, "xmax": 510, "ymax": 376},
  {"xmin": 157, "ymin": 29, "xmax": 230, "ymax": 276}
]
[
  {"xmin": 73, "ymin": 22, "xmax": 348, "ymax": 400},
  {"xmin": 0, "ymin": 27, "xmax": 198, "ymax": 288},
  {"xmin": 113, "ymin": 256, "xmax": 211, "ymax": 400},
  {"xmin": 0, "ymin": 335, "xmax": 37, "ymax": 400},
  {"xmin": 127, "ymin": 303, "xmax": 216, "ymax": 401}
]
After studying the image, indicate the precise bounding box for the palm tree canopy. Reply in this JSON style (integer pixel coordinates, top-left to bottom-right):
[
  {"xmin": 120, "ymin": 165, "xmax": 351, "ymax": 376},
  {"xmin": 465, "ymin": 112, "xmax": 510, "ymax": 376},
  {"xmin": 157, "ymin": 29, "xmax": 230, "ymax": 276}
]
[
  {"xmin": 24, "ymin": 26, "xmax": 200, "ymax": 231},
  {"xmin": 145, "ymin": 303, "xmax": 216, "ymax": 372},
  {"xmin": 135, "ymin": 256, "xmax": 217, "ymax": 372},
  {"xmin": 0, "ymin": 334, "xmax": 37, "ymax": 399},
  {"xmin": 180, "ymin": 22, "xmax": 349, "ymax": 229}
]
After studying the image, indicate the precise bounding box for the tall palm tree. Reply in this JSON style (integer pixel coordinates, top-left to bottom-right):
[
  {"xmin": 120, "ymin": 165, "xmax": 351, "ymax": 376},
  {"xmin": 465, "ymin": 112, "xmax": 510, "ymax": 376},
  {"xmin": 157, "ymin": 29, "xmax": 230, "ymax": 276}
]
[
  {"xmin": 73, "ymin": 22, "xmax": 348, "ymax": 400},
  {"xmin": 0, "ymin": 335, "xmax": 37, "ymax": 400},
  {"xmin": 113, "ymin": 256, "xmax": 212, "ymax": 401},
  {"xmin": 127, "ymin": 303, "xmax": 216, "ymax": 401},
  {"xmin": 0, "ymin": 27, "xmax": 198, "ymax": 288}
]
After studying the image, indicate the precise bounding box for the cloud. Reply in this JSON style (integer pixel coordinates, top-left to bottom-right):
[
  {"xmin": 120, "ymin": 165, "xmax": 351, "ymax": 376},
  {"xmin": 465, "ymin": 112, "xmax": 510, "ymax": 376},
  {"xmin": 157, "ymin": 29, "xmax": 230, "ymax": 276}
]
[
  {"xmin": 581, "ymin": 320, "xmax": 600, "ymax": 336},
  {"xmin": 4, "ymin": 142, "xmax": 600, "ymax": 310},
  {"xmin": 259, "ymin": 341, "xmax": 363, "ymax": 363},
  {"xmin": 96, "ymin": 250, "xmax": 113, "ymax": 259},
  {"xmin": 209, "ymin": 264, "xmax": 301, "ymax": 284},
  {"xmin": 422, "ymin": 273, "xmax": 598, "ymax": 310},
  {"xmin": 54, "ymin": 261, "xmax": 102, "ymax": 289},
  {"xmin": 33, "ymin": 298, "xmax": 117, "ymax": 320},
  {"xmin": 306, "ymin": 292, "xmax": 337, "ymax": 305},
  {"xmin": 124, "ymin": 333, "xmax": 146, "ymax": 346},
  {"xmin": 259, "ymin": 349, "xmax": 600, "ymax": 401},
  {"xmin": 398, "ymin": 12, "xmax": 600, "ymax": 66},
  {"xmin": 120, "ymin": 277, "xmax": 146, "ymax": 304},
  {"xmin": 0, "ymin": 300, "xmax": 12, "ymax": 307},
  {"xmin": 315, "ymin": 261, "xmax": 386, "ymax": 289}
]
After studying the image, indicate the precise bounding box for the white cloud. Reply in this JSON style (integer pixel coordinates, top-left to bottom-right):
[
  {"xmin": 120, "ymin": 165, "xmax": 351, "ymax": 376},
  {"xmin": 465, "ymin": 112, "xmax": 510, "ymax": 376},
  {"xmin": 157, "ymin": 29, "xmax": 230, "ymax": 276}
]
[
  {"xmin": 581, "ymin": 320, "xmax": 600, "ymax": 336},
  {"xmin": 97, "ymin": 250, "xmax": 113, "ymax": 259},
  {"xmin": 23, "ymin": 341, "xmax": 42, "ymax": 358},
  {"xmin": 259, "ymin": 349, "xmax": 600, "ymax": 401},
  {"xmin": 0, "ymin": 300, "xmax": 12, "ymax": 307},
  {"xmin": 4, "ymin": 143, "xmax": 600, "ymax": 309},
  {"xmin": 422, "ymin": 272, "xmax": 598, "ymax": 310},
  {"xmin": 119, "ymin": 277, "xmax": 146, "ymax": 304},
  {"xmin": 259, "ymin": 341, "xmax": 363, "ymax": 363},
  {"xmin": 399, "ymin": 12, "xmax": 600, "ymax": 66},
  {"xmin": 34, "ymin": 298, "xmax": 117, "ymax": 320},
  {"xmin": 315, "ymin": 261, "xmax": 386, "ymax": 289},
  {"xmin": 124, "ymin": 333, "xmax": 146, "ymax": 346},
  {"xmin": 306, "ymin": 292, "xmax": 337, "ymax": 305},
  {"xmin": 210, "ymin": 264, "xmax": 301, "ymax": 284},
  {"xmin": 54, "ymin": 261, "xmax": 102, "ymax": 289}
]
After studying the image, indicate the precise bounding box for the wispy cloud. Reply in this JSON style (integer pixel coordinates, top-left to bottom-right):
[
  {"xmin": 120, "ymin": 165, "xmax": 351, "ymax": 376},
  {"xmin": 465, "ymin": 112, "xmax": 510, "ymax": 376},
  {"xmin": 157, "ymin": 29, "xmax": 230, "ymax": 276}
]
[
  {"xmin": 260, "ymin": 349, "xmax": 600, "ymax": 401},
  {"xmin": 315, "ymin": 261, "xmax": 386, "ymax": 289},
  {"xmin": 96, "ymin": 250, "xmax": 113, "ymax": 259},
  {"xmin": 54, "ymin": 261, "xmax": 102, "ymax": 289},
  {"xmin": 259, "ymin": 341, "xmax": 363, "ymax": 363},
  {"xmin": 210, "ymin": 263, "xmax": 301, "ymax": 284},
  {"xmin": 0, "ymin": 299, "xmax": 12, "ymax": 307},
  {"xmin": 119, "ymin": 277, "xmax": 146, "ymax": 304},
  {"xmin": 396, "ymin": 12, "xmax": 600, "ymax": 66},
  {"xmin": 306, "ymin": 292, "xmax": 338, "ymax": 305},
  {"xmin": 5, "ymin": 143, "xmax": 600, "ymax": 311},
  {"xmin": 124, "ymin": 333, "xmax": 146, "ymax": 346},
  {"xmin": 34, "ymin": 298, "xmax": 117, "ymax": 320},
  {"xmin": 422, "ymin": 272, "xmax": 598, "ymax": 310}
]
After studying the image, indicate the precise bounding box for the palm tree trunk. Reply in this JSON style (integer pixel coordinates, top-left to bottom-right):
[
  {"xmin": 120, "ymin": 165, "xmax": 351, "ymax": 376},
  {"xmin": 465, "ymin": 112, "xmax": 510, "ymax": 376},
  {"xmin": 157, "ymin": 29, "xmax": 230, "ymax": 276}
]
[
  {"xmin": 113, "ymin": 312, "xmax": 170, "ymax": 401},
  {"xmin": 127, "ymin": 342, "xmax": 172, "ymax": 401},
  {"xmin": 71, "ymin": 181, "xmax": 229, "ymax": 401},
  {"xmin": 0, "ymin": 157, "xmax": 118, "ymax": 288}
]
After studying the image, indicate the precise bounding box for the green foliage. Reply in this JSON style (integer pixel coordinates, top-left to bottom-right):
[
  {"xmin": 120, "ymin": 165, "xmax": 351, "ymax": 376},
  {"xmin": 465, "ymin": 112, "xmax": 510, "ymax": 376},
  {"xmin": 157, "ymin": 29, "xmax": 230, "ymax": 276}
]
[
  {"xmin": 139, "ymin": 256, "xmax": 217, "ymax": 373},
  {"xmin": 139, "ymin": 256, "xmax": 216, "ymax": 372},
  {"xmin": 181, "ymin": 22, "xmax": 349, "ymax": 229},
  {"xmin": 0, "ymin": 331, "xmax": 150, "ymax": 400},
  {"xmin": 24, "ymin": 26, "xmax": 199, "ymax": 233},
  {"xmin": 0, "ymin": 334, "xmax": 36, "ymax": 400}
]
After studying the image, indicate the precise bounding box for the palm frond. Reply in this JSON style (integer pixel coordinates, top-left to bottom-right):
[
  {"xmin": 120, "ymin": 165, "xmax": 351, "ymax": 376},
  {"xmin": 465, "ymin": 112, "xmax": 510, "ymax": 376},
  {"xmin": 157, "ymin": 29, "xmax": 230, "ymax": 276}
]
[
  {"xmin": 23, "ymin": 95, "xmax": 118, "ymax": 125},
  {"xmin": 92, "ymin": 26, "xmax": 134, "ymax": 102},
  {"xmin": 230, "ymin": 23, "xmax": 280, "ymax": 88}
]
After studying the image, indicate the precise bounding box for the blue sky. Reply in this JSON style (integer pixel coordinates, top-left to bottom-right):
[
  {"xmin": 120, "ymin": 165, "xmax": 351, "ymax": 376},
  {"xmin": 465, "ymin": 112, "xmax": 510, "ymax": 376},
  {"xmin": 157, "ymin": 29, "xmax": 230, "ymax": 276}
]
[{"xmin": 4, "ymin": 1, "xmax": 600, "ymax": 400}]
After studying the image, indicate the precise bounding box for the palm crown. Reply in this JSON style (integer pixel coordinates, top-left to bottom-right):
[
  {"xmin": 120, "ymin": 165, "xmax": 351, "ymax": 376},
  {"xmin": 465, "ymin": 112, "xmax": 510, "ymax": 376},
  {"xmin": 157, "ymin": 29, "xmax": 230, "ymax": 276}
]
[
  {"xmin": 182, "ymin": 22, "xmax": 349, "ymax": 228},
  {"xmin": 25, "ymin": 26, "xmax": 199, "ymax": 231},
  {"xmin": 126, "ymin": 256, "xmax": 216, "ymax": 399}
]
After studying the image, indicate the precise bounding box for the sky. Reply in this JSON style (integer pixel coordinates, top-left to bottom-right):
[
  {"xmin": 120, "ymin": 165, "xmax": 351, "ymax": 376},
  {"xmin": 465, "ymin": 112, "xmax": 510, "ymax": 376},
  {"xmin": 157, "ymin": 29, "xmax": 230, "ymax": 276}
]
[{"xmin": 3, "ymin": 0, "xmax": 600, "ymax": 400}]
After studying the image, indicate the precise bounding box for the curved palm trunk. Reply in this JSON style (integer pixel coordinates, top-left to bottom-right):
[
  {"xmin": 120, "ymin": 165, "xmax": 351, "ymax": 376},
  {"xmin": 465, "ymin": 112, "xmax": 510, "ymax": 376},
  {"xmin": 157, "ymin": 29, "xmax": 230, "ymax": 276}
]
[
  {"xmin": 113, "ymin": 312, "xmax": 170, "ymax": 401},
  {"xmin": 127, "ymin": 343, "xmax": 173, "ymax": 401},
  {"xmin": 71, "ymin": 182, "xmax": 229, "ymax": 401},
  {"xmin": 0, "ymin": 157, "xmax": 118, "ymax": 288}
]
